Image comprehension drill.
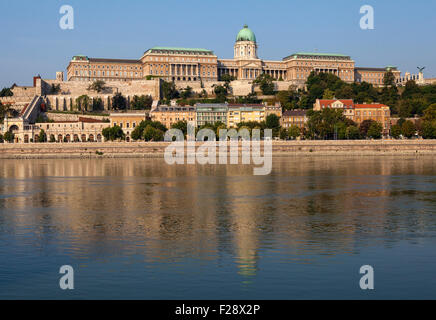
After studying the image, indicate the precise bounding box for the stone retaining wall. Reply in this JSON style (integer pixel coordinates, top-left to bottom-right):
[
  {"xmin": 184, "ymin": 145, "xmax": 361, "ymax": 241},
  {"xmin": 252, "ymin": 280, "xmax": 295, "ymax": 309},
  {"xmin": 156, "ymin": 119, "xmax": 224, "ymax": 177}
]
[{"xmin": 1, "ymin": 140, "xmax": 436, "ymax": 159}]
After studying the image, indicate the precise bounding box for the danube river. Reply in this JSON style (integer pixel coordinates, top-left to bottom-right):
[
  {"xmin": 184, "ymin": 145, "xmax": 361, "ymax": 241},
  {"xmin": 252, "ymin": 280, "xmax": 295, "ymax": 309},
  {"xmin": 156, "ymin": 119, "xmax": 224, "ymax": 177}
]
[{"xmin": 1, "ymin": 156, "xmax": 436, "ymax": 299}]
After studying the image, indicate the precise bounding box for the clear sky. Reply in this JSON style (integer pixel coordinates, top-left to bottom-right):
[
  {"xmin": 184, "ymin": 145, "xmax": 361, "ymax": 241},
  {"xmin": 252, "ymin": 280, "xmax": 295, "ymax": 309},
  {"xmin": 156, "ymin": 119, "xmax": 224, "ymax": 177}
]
[{"xmin": 0, "ymin": 0, "xmax": 435, "ymax": 88}]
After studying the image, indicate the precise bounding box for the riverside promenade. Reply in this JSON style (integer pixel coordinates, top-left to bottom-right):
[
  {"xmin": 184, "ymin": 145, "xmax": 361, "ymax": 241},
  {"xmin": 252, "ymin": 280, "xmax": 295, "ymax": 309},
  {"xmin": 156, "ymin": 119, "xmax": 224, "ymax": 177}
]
[{"xmin": 1, "ymin": 140, "xmax": 436, "ymax": 159}]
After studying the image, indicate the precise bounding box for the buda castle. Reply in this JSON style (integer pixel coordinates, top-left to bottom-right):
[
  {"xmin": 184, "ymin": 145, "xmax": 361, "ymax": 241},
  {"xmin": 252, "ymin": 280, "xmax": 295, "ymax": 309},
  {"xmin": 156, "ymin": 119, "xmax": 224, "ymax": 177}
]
[{"xmin": 67, "ymin": 25, "xmax": 402, "ymax": 88}]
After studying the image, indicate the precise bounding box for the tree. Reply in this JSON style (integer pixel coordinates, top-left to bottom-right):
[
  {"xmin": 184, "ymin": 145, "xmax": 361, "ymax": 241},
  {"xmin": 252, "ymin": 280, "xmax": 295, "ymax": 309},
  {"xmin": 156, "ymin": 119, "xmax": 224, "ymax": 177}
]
[
  {"xmin": 288, "ymin": 125, "xmax": 301, "ymax": 140},
  {"xmin": 131, "ymin": 120, "xmax": 167, "ymax": 141},
  {"xmin": 322, "ymin": 88, "xmax": 335, "ymax": 99},
  {"xmin": 390, "ymin": 124, "xmax": 402, "ymax": 139},
  {"xmin": 265, "ymin": 114, "xmax": 281, "ymax": 137},
  {"xmin": 75, "ymin": 95, "xmax": 91, "ymax": 112},
  {"xmin": 37, "ymin": 129, "xmax": 47, "ymax": 143},
  {"xmin": 92, "ymin": 97, "xmax": 104, "ymax": 112},
  {"xmin": 367, "ymin": 122, "xmax": 383, "ymax": 139},
  {"xmin": 88, "ymin": 80, "xmax": 106, "ymax": 93},
  {"xmin": 49, "ymin": 134, "xmax": 56, "ymax": 143},
  {"xmin": 0, "ymin": 134, "xmax": 3, "ymax": 143},
  {"xmin": 346, "ymin": 125, "xmax": 360, "ymax": 140},
  {"xmin": 143, "ymin": 125, "xmax": 164, "ymax": 141},
  {"xmin": 162, "ymin": 81, "xmax": 179, "ymax": 100},
  {"xmin": 102, "ymin": 126, "xmax": 125, "ymax": 141},
  {"xmin": 213, "ymin": 85, "xmax": 227, "ymax": 102},
  {"xmin": 0, "ymin": 87, "xmax": 13, "ymax": 97},
  {"xmin": 3, "ymin": 131, "xmax": 14, "ymax": 143},
  {"xmin": 383, "ymin": 71, "xmax": 396, "ymax": 87},
  {"xmin": 359, "ymin": 119, "xmax": 377, "ymax": 138},
  {"xmin": 112, "ymin": 93, "xmax": 127, "ymax": 110},
  {"xmin": 401, "ymin": 120, "xmax": 416, "ymax": 138},
  {"xmin": 51, "ymin": 84, "xmax": 61, "ymax": 94},
  {"xmin": 254, "ymin": 73, "xmax": 275, "ymax": 95},
  {"xmin": 131, "ymin": 95, "xmax": 153, "ymax": 110},
  {"xmin": 420, "ymin": 121, "xmax": 436, "ymax": 139},
  {"xmin": 171, "ymin": 120, "xmax": 188, "ymax": 136},
  {"xmin": 180, "ymin": 86, "xmax": 193, "ymax": 100},
  {"xmin": 423, "ymin": 104, "xmax": 436, "ymax": 121}
]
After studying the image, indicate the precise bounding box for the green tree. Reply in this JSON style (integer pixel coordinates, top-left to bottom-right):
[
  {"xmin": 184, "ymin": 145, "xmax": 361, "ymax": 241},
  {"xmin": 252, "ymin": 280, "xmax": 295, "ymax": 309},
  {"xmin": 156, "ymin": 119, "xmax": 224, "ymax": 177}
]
[
  {"xmin": 367, "ymin": 122, "xmax": 383, "ymax": 139},
  {"xmin": 102, "ymin": 125, "xmax": 125, "ymax": 141},
  {"xmin": 254, "ymin": 73, "xmax": 275, "ymax": 95},
  {"xmin": 346, "ymin": 125, "xmax": 360, "ymax": 140},
  {"xmin": 3, "ymin": 131, "xmax": 14, "ymax": 143},
  {"xmin": 265, "ymin": 113, "xmax": 281, "ymax": 137},
  {"xmin": 112, "ymin": 93, "xmax": 127, "ymax": 110},
  {"xmin": 213, "ymin": 85, "xmax": 228, "ymax": 102},
  {"xmin": 161, "ymin": 81, "xmax": 179, "ymax": 100},
  {"xmin": 131, "ymin": 95, "xmax": 153, "ymax": 110},
  {"xmin": 288, "ymin": 125, "xmax": 301, "ymax": 140},
  {"xmin": 37, "ymin": 129, "xmax": 47, "ymax": 143},
  {"xmin": 322, "ymin": 88, "xmax": 335, "ymax": 99},
  {"xmin": 143, "ymin": 125, "xmax": 164, "ymax": 141},
  {"xmin": 171, "ymin": 120, "xmax": 188, "ymax": 136},
  {"xmin": 420, "ymin": 121, "xmax": 436, "ymax": 139},
  {"xmin": 51, "ymin": 84, "xmax": 61, "ymax": 94},
  {"xmin": 401, "ymin": 120, "xmax": 416, "ymax": 138},
  {"xmin": 359, "ymin": 119, "xmax": 377, "ymax": 138},
  {"xmin": 390, "ymin": 124, "xmax": 402, "ymax": 139},
  {"xmin": 0, "ymin": 134, "xmax": 3, "ymax": 143},
  {"xmin": 0, "ymin": 87, "xmax": 13, "ymax": 97},
  {"xmin": 180, "ymin": 86, "xmax": 193, "ymax": 100},
  {"xmin": 49, "ymin": 134, "xmax": 56, "ymax": 143},
  {"xmin": 423, "ymin": 104, "xmax": 436, "ymax": 121},
  {"xmin": 92, "ymin": 97, "xmax": 104, "ymax": 112},
  {"xmin": 75, "ymin": 95, "xmax": 91, "ymax": 112},
  {"xmin": 88, "ymin": 80, "xmax": 106, "ymax": 93}
]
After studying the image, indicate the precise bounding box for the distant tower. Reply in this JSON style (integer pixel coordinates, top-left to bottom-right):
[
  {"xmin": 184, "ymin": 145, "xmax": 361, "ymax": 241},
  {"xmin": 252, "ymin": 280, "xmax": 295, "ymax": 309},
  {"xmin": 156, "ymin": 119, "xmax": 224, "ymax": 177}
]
[
  {"xmin": 56, "ymin": 71, "xmax": 64, "ymax": 82},
  {"xmin": 234, "ymin": 24, "xmax": 257, "ymax": 59}
]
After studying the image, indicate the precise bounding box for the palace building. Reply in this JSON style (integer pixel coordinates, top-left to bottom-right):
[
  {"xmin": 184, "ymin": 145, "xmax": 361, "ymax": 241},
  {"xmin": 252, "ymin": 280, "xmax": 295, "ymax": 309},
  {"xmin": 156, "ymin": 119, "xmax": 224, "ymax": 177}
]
[{"xmin": 66, "ymin": 25, "xmax": 401, "ymax": 87}]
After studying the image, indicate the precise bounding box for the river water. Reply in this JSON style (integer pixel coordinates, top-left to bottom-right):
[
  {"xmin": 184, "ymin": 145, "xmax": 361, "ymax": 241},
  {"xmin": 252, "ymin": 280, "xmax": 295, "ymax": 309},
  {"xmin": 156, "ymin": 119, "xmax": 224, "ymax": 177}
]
[{"xmin": 0, "ymin": 156, "xmax": 436, "ymax": 299}]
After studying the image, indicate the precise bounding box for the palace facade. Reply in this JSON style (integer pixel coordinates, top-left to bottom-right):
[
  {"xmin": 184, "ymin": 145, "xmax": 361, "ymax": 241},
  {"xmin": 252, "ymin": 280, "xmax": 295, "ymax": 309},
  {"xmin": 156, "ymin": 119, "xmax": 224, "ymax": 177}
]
[{"xmin": 66, "ymin": 25, "xmax": 401, "ymax": 87}]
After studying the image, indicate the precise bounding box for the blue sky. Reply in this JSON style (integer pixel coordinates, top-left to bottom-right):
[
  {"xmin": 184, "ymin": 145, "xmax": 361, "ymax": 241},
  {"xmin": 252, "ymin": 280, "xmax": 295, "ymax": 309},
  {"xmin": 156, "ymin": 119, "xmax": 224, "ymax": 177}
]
[{"xmin": 0, "ymin": 0, "xmax": 435, "ymax": 88}]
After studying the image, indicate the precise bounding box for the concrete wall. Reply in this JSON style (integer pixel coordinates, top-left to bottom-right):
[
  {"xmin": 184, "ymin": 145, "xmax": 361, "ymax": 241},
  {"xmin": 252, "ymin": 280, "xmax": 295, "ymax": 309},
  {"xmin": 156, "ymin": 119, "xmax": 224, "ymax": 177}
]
[{"xmin": 2, "ymin": 140, "xmax": 436, "ymax": 159}]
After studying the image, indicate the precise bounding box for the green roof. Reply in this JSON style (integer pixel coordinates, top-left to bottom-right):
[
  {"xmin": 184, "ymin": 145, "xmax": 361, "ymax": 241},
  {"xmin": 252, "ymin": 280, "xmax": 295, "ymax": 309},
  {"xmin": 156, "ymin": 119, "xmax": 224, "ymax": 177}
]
[
  {"xmin": 236, "ymin": 24, "xmax": 256, "ymax": 42},
  {"xmin": 145, "ymin": 47, "xmax": 214, "ymax": 55},
  {"xmin": 292, "ymin": 52, "xmax": 349, "ymax": 57},
  {"xmin": 283, "ymin": 52, "xmax": 351, "ymax": 61}
]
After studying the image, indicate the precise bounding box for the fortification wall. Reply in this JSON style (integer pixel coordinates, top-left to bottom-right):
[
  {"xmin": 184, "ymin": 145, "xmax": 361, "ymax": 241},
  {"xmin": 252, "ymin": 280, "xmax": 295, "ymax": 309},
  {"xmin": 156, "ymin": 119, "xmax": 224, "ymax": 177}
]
[{"xmin": 41, "ymin": 79, "xmax": 160, "ymax": 97}]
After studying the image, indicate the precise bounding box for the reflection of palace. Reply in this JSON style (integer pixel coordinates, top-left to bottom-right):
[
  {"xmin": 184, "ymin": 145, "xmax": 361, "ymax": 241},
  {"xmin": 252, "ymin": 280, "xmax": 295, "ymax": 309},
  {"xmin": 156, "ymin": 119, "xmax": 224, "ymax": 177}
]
[{"xmin": 67, "ymin": 25, "xmax": 401, "ymax": 87}]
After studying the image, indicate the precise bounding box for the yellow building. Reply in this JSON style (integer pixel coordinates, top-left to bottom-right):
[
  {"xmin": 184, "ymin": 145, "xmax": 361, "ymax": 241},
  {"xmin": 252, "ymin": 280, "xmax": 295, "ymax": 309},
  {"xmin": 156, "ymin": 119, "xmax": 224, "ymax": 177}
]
[
  {"xmin": 149, "ymin": 106, "xmax": 196, "ymax": 129},
  {"xmin": 109, "ymin": 112, "xmax": 147, "ymax": 141},
  {"xmin": 314, "ymin": 99, "xmax": 391, "ymax": 135},
  {"xmin": 281, "ymin": 110, "xmax": 308, "ymax": 129},
  {"xmin": 227, "ymin": 104, "xmax": 265, "ymax": 128}
]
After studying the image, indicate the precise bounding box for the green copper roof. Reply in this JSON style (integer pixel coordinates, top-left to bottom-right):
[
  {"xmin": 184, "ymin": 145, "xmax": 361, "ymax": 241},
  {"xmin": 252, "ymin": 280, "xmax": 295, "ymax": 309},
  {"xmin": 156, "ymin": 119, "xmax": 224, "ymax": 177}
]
[
  {"xmin": 292, "ymin": 52, "xmax": 349, "ymax": 57},
  {"xmin": 236, "ymin": 25, "xmax": 256, "ymax": 42},
  {"xmin": 283, "ymin": 52, "xmax": 351, "ymax": 61},
  {"xmin": 145, "ymin": 47, "xmax": 214, "ymax": 55}
]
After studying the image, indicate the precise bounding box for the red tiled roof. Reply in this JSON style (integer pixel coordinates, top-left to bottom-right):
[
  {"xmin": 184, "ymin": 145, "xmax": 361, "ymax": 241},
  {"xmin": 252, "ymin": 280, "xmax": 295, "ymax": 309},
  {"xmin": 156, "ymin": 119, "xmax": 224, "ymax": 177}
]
[
  {"xmin": 78, "ymin": 117, "xmax": 105, "ymax": 123},
  {"xmin": 318, "ymin": 99, "xmax": 354, "ymax": 107}
]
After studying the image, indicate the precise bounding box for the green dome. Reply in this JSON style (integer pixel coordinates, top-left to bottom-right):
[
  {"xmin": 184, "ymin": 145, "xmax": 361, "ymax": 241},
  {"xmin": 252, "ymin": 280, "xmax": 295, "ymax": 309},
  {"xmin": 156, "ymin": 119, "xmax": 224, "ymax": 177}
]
[{"xmin": 236, "ymin": 24, "xmax": 256, "ymax": 42}]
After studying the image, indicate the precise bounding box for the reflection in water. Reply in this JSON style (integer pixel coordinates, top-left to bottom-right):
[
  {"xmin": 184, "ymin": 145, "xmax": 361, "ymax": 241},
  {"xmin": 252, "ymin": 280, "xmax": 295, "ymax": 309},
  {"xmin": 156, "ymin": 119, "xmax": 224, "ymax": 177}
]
[{"xmin": 1, "ymin": 156, "xmax": 436, "ymax": 299}]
